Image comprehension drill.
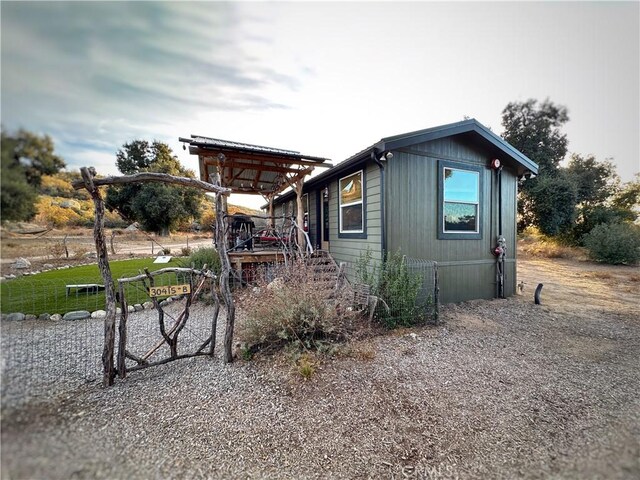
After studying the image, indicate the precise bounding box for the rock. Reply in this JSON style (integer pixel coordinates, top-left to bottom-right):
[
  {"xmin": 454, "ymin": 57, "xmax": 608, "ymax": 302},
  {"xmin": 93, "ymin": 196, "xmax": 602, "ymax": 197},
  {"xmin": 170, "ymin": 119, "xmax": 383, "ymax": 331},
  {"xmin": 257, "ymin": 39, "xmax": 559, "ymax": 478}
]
[
  {"xmin": 83, "ymin": 252, "xmax": 98, "ymax": 259},
  {"xmin": 0, "ymin": 277, "xmax": 5, "ymax": 282},
  {"xmin": 63, "ymin": 310, "xmax": 91, "ymax": 321},
  {"xmin": 25, "ymin": 314, "xmax": 37, "ymax": 321},
  {"xmin": 127, "ymin": 305, "xmax": 135, "ymax": 313},
  {"xmin": 116, "ymin": 307, "xmax": 122, "ymax": 315},
  {"xmin": 134, "ymin": 304, "xmax": 144, "ymax": 312},
  {"xmin": 266, "ymin": 277, "xmax": 285, "ymax": 291},
  {"xmin": 5, "ymin": 274, "xmax": 16, "ymax": 280},
  {"xmin": 60, "ymin": 199, "xmax": 81, "ymax": 210},
  {"xmin": 13, "ymin": 257, "xmax": 31, "ymax": 269},
  {"xmin": 43, "ymin": 264, "xmax": 54, "ymax": 270},
  {"xmin": 143, "ymin": 301, "xmax": 154, "ymax": 310},
  {"xmin": 39, "ymin": 313, "xmax": 51, "ymax": 321},
  {"xmin": 50, "ymin": 314, "xmax": 62, "ymax": 321},
  {"xmin": 6, "ymin": 313, "xmax": 25, "ymax": 321},
  {"xmin": 91, "ymin": 310, "xmax": 106, "ymax": 319}
]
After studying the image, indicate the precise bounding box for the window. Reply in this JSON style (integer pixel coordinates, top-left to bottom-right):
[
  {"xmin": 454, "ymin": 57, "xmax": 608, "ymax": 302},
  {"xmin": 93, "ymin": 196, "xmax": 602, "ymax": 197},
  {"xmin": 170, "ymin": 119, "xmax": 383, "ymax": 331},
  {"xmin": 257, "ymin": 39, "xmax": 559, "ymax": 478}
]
[
  {"xmin": 339, "ymin": 171, "xmax": 365, "ymax": 235},
  {"xmin": 438, "ymin": 161, "xmax": 482, "ymax": 239}
]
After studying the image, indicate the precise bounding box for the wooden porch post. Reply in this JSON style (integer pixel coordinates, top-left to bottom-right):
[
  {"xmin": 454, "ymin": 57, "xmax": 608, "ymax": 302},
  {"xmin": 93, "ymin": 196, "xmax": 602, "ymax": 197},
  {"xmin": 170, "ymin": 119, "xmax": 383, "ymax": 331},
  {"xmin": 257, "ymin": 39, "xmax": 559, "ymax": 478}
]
[
  {"xmin": 294, "ymin": 178, "xmax": 305, "ymax": 250},
  {"xmin": 268, "ymin": 195, "xmax": 274, "ymax": 228}
]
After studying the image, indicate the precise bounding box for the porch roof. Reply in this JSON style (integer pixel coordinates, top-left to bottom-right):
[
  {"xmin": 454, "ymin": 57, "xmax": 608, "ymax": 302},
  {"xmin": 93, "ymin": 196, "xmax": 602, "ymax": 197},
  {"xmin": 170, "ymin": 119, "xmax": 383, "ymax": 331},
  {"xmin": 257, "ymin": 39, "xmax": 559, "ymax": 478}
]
[{"xmin": 179, "ymin": 135, "xmax": 332, "ymax": 196}]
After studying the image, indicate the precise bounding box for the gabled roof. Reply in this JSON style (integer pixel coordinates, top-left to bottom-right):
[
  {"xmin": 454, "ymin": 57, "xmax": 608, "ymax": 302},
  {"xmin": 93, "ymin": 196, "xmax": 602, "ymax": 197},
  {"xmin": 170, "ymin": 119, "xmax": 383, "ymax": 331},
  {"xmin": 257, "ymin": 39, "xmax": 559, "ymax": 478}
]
[
  {"xmin": 269, "ymin": 118, "xmax": 538, "ymax": 205},
  {"xmin": 179, "ymin": 135, "xmax": 331, "ymax": 196},
  {"xmin": 379, "ymin": 118, "xmax": 537, "ymax": 173}
]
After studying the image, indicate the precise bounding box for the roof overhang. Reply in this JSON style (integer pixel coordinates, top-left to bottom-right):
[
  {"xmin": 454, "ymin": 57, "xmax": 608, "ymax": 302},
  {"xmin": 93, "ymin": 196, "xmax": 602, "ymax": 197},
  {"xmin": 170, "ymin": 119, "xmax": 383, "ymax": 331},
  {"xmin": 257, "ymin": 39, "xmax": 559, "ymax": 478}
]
[
  {"xmin": 179, "ymin": 135, "xmax": 332, "ymax": 196},
  {"xmin": 267, "ymin": 119, "xmax": 539, "ymax": 207},
  {"xmin": 380, "ymin": 119, "xmax": 538, "ymax": 176}
]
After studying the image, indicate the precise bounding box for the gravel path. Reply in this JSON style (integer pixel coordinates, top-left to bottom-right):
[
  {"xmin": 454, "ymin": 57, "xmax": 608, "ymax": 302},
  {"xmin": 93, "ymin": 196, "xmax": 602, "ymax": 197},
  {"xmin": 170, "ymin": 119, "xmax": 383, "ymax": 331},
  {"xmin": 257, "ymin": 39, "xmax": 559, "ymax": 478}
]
[{"xmin": 1, "ymin": 258, "xmax": 639, "ymax": 479}]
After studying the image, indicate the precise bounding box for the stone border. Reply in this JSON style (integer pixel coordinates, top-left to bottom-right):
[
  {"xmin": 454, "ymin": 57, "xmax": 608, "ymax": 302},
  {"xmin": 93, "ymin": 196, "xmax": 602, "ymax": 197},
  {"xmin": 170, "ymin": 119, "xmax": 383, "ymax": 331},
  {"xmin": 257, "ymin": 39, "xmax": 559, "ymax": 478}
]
[{"xmin": 1, "ymin": 295, "xmax": 187, "ymax": 323}]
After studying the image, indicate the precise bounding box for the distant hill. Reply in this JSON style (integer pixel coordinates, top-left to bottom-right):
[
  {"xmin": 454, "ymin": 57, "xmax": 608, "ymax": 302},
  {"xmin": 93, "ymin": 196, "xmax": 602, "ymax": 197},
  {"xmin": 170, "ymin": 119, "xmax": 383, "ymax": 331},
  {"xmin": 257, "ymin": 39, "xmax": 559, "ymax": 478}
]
[{"xmin": 33, "ymin": 172, "xmax": 264, "ymax": 230}]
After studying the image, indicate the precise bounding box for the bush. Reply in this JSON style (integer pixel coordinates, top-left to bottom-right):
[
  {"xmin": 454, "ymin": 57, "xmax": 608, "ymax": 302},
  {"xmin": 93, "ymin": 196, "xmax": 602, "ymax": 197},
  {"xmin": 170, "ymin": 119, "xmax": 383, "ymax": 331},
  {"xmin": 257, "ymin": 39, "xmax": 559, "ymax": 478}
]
[
  {"xmin": 237, "ymin": 261, "xmax": 356, "ymax": 354},
  {"xmin": 583, "ymin": 222, "xmax": 640, "ymax": 265},
  {"xmin": 180, "ymin": 246, "xmax": 221, "ymax": 274},
  {"xmin": 356, "ymin": 249, "xmax": 425, "ymax": 328},
  {"xmin": 568, "ymin": 205, "xmax": 637, "ymax": 246}
]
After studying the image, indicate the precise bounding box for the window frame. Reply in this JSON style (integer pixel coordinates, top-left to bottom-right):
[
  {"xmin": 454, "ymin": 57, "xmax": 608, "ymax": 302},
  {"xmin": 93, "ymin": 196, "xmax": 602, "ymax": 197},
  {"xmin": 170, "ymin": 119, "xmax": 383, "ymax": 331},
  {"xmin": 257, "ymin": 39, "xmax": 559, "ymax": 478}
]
[
  {"xmin": 338, "ymin": 170, "xmax": 367, "ymax": 239},
  {"xmin": 437, "ymin": 160, "xmax": 483, "ymax": 240}
]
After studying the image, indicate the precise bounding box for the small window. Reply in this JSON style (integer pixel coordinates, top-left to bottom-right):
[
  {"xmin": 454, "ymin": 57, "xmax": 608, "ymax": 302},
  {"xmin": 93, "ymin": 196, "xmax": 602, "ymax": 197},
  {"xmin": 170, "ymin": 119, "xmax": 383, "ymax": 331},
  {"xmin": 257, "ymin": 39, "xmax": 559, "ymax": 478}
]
[
  {"xmin": 438, "ymin": 161, "xmax": 482, "ymax": 240},
  {"xmin": 339, "ymin": 171, "xmax": 364, "ymax": 234}
]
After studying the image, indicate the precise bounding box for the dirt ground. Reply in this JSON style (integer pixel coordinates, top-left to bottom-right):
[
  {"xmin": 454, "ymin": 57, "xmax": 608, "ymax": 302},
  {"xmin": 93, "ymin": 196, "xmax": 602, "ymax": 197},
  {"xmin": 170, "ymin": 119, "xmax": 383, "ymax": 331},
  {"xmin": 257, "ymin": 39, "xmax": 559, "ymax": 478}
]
[{"xmin": 1, "ymin": 252, "xmax": 639, "ymax": 479}]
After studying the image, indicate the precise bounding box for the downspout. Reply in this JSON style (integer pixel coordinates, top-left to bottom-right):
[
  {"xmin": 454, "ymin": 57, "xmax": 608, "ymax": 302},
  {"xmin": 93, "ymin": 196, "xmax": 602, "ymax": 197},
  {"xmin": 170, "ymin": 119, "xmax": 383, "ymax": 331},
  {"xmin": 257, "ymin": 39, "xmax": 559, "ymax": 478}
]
[
  {"xmin": 491, "ymin": 159, "xmax": 506, "ymax": 299},
  {"xmin": 497, "ymin": 165, "xmax": 505, "ymax": 298},
  {"xmin": 372, "ymin": 150, "xmax": 388, "ymax": 257}
]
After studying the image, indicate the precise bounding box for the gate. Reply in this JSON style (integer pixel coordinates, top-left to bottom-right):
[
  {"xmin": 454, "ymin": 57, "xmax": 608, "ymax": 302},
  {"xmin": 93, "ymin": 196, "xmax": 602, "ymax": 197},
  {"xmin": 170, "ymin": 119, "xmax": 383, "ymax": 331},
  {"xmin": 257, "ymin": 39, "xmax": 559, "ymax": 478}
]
[{"xmin": 115, "ymin": 267, "xmax": 219, "ymax": 378}]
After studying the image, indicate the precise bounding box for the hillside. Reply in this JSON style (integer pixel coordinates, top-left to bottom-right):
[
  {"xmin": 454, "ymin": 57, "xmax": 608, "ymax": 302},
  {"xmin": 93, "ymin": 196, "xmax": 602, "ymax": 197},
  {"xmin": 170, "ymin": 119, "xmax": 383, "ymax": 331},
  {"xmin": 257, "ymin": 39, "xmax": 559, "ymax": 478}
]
[{"xmin": 27, "ymin": 173, "xmax": 262, "ymax": 231}]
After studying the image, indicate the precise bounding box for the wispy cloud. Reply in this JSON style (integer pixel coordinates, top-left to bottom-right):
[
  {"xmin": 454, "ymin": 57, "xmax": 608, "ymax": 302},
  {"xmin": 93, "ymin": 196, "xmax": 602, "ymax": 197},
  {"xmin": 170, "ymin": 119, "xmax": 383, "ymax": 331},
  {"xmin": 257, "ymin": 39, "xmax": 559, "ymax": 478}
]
[{"xmin": 1, "ymin": 1, "xmax": 303, "ymax": 172}]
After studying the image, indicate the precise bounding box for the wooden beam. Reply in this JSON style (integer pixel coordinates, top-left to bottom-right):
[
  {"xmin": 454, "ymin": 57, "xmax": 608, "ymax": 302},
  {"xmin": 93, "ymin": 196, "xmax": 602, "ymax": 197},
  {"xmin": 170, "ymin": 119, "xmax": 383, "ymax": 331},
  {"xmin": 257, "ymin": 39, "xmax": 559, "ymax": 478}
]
[
  {"xmin": 202, "ymin": 158, "xmax": 303, "ymax": 175},
  {"xmin": 252, "ymin": 169, "xmax": 262, "ymax": 190},
  {"xmin": 191, "ymin": 147, "xmax": 332, "ymax": 168},
  {"xmin": 72, "ymin": 172, "xmax": 231, "ymax": 195}
]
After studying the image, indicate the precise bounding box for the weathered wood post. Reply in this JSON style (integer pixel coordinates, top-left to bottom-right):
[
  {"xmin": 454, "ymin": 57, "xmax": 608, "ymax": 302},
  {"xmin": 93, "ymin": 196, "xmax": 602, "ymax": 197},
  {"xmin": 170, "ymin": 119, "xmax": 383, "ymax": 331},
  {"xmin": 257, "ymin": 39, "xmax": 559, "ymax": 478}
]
[
  {"xmin": 117, "ymin": 281, "xmax": 127, "ymax": 378},
  {"xmin": 214, "ymin": 187, "xmax": 236, "ymax": 363},
  {"xmin": 268, "ymin": 195, "xmax": 275, "ymax": 228},
  {"xmin": 80, "ymin": 167, "xmax": 118, "ymax": 386},
  {"xmin": 294, "ymin": 178, "xmax": 306, "ymax": 252}
]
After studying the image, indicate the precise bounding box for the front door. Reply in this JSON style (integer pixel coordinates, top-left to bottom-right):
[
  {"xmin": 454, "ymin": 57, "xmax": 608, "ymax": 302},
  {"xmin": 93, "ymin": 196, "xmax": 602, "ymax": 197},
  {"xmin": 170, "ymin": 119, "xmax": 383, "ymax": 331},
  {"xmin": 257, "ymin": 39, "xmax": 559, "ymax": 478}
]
[{"xmin": 321, "ymin": 187, "xmax": 330, "ymax": 251}]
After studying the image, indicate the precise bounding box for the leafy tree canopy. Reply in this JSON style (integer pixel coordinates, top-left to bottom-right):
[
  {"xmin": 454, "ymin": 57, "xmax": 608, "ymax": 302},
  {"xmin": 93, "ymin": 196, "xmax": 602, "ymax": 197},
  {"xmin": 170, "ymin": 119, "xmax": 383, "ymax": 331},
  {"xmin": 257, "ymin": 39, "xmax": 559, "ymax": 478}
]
[
  {"xmin": 611, "ymin": 174, "xmax": 640, "ymax": 212},
  {"xmin": 1, "ymin": 128, "xmax": 65, "ymax": 222},
  {"xmin": 106, "ymin": 140, "xmax": 202, "ymax": 235},
  {"xmin": 1, "ymin": 128, "xmax": 65, "ymax": 187},
  {"xmin": 501, "ymin": 98, "xmax": 569, "ymax": 175},
  {"xmin": 566, "ymin": 154, "xmax": 619, "ymax": 206}
]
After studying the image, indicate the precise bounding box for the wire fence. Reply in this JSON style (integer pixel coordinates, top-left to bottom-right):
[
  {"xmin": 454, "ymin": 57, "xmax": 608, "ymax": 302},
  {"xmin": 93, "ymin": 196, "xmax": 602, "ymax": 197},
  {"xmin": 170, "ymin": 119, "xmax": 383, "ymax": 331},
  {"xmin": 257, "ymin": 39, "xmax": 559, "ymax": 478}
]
[
  {"xmin": 0, "ymin": 274, "xmax": 195, "ymax": 317},
  {"xmin": 341, "ymin": 256, "xmax": 439, "ymax": 327},
  {"xmin": 1, "ymin": 299, "xmax": 216, "ymax": 407}
]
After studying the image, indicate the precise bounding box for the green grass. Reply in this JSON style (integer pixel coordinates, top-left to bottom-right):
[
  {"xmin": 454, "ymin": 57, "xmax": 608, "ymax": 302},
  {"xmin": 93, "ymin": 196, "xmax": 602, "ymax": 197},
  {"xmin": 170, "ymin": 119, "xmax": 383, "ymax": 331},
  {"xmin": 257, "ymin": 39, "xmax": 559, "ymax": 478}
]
[{"xmin": 1, "ymin": 258, "xmax": 181, "ymax": 316}]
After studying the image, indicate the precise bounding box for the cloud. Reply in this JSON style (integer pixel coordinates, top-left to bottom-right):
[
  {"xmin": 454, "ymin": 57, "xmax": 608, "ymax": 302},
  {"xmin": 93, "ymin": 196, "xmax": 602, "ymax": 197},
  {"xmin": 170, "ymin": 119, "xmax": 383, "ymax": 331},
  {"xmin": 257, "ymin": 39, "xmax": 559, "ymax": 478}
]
[{"xmin": 0, "ymin": 1, "xmax": 304, "ymax": 173}]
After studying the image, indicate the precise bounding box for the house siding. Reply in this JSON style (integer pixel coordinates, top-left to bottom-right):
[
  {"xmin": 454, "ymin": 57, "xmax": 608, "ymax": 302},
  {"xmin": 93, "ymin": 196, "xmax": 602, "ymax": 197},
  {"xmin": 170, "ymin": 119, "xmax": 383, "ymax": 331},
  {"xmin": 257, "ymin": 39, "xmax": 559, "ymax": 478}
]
[
  {"xmin": 386, "ymin": 136, "xmax": 518, "ymax": 303},
  {"xmin": 329, "ymin": 162, "xmax": 382, "ymax": 265}
]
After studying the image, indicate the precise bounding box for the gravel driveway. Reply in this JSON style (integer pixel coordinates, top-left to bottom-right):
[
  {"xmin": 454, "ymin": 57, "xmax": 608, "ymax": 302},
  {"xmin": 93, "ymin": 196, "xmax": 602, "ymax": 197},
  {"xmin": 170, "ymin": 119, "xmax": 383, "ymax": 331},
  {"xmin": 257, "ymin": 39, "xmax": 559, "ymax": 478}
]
[{"xmin": 1, "ymin": 257, "xmax": 639, "ymax": 479}]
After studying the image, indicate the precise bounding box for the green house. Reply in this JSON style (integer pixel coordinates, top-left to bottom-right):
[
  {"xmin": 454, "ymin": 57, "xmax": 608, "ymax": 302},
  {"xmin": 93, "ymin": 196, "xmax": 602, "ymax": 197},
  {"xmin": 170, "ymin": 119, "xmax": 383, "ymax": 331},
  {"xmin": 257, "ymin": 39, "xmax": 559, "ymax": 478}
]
[{"xmin": 271, "ymin": 119, "xmax": 538, "ymax": 303}]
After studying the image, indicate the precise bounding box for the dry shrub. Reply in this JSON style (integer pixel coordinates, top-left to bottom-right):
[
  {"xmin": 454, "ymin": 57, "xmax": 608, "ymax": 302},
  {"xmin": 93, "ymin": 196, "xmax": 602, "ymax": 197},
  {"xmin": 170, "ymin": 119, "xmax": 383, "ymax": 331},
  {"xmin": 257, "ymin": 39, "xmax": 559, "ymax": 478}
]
[
  {"xmin": 237, "ymin": 260, "xmax": 358, "ymax": 354},
  {"xmin": 629, "ymin": 274, "xmax": 640, "ymax": 283},
  {"xmin": 519, "ymin": 227, "xmax": 584, "ymax": 259},
  {"xmin": 587, "ymin": 271, "xmax": 613, "ymax": 280},
  {"xmin": 336, "ymin": 343, "xmax": 376, "ymax": 361}
]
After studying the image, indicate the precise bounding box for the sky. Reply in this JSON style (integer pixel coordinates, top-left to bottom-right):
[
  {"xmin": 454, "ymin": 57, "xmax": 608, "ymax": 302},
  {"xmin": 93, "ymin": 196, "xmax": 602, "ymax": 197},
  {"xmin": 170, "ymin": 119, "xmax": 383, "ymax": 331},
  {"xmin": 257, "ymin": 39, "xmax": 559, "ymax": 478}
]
[{"xmin": 2, "ymin": 1, "xmax": 638, "ymax": 209}]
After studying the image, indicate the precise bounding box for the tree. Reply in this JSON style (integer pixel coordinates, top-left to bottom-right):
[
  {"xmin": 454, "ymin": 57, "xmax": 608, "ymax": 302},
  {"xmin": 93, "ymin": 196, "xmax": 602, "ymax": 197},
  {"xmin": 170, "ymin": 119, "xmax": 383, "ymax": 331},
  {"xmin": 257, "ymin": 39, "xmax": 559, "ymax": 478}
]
[
  {"xmin": 501, "ymin": 99, "xmax": 574, "ymax": 234},
  {"xmin": 1, "ymin": 128, "xmax": 66, "ymax": 222},
  {"xmin": 105, "ymin": 140, "xmax": 203, "ymax": 236},
  {"xmin": 566, "ymin": 154, "xmax": 619, "ymax": 206},
  {"xmin": 501, "ymin": 98, "xmax": 569, "ymax": 175},
  {"xmin": 611, "ymin": 174, "xmax": 640, "ymax": 212},
  {"xmin": 526, "ymin": 171, "xmax": 578, "ymax": 236}
]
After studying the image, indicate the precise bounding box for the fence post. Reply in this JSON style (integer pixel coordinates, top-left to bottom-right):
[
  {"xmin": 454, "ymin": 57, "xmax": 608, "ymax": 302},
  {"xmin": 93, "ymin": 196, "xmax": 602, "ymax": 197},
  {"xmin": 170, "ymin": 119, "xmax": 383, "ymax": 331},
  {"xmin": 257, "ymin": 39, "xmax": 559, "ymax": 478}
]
[{"xmin": 433, "ymin": 262, "xmax": 439, "ymax": 325}]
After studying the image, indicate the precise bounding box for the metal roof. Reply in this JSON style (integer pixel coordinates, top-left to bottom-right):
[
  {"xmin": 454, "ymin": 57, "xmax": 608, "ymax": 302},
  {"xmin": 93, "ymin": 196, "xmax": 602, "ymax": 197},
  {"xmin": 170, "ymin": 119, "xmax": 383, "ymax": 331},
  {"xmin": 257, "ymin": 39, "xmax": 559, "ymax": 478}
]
[{"xmin": 179, "ymin": 135, "xmax": 331, "ymax": 196}]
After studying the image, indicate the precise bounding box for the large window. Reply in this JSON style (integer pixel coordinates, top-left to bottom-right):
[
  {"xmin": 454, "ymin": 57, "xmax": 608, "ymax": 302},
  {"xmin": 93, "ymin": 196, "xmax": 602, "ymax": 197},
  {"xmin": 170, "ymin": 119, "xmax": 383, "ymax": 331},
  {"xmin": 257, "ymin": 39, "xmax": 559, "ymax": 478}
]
[
  {"xmin": 339, "ymin": 171, "xmax": 364, "ymax": 235},
  {"xmin": 438, "ymin": 161, "xmax": 482, "ymax": 239}
]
